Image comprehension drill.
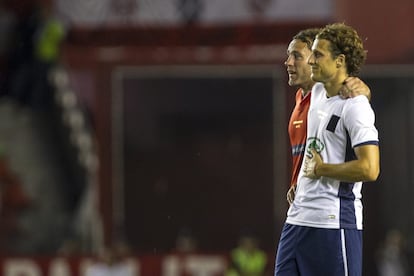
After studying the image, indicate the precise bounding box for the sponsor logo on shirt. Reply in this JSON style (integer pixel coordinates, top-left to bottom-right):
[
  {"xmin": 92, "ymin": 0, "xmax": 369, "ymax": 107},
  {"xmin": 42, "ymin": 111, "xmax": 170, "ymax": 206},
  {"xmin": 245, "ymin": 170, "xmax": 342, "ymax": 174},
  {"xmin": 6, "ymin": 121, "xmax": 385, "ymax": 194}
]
[{"xmin": 306, "ymin": 137, "xmax": 324, "ymax": 157}]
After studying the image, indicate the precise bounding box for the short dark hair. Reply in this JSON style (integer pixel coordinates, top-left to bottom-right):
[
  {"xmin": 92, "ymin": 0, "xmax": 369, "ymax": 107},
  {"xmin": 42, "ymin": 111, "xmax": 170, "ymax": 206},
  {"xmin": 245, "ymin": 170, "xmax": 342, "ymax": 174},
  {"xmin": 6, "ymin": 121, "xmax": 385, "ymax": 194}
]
[
  {"xmin": 316, "ymin": 23, "xmax": 367, "ymax": 76},
  {"xmin": 293, "ymin": 28, "xmax": 322, "ymax": 50}
]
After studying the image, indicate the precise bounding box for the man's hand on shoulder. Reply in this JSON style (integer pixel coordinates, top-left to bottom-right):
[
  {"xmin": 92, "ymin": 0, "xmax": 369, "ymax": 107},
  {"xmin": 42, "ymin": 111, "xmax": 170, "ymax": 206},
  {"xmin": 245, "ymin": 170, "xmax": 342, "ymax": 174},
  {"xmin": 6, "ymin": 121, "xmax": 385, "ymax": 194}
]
[{"xmin": 339, "ymin": 77, "xmax": 371, "ymax": 100}]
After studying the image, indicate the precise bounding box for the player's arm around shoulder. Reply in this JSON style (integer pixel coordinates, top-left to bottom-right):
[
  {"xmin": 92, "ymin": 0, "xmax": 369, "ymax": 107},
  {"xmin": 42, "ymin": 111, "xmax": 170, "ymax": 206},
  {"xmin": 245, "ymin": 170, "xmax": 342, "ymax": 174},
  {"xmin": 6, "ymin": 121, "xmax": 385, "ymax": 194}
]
[{"xmin": 340, "ymin": 77, "xmax": 371, "ymax": 100}]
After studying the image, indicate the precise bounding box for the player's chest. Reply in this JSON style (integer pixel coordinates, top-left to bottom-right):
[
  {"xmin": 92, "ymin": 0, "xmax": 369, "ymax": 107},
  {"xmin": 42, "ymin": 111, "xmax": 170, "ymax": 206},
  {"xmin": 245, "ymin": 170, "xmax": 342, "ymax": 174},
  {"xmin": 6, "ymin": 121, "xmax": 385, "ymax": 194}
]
[{"xmin": 308, "ymin": 101, "xmax": 345, "ymax": 135}]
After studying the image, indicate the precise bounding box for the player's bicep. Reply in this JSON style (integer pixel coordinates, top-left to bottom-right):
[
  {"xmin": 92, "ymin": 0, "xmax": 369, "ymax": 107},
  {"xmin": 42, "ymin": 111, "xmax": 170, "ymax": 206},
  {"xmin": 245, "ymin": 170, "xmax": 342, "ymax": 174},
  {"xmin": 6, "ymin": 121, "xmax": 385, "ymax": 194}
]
[{"xmin": 354, "ymin": 144, "xmax": 380, "ymax": 181}]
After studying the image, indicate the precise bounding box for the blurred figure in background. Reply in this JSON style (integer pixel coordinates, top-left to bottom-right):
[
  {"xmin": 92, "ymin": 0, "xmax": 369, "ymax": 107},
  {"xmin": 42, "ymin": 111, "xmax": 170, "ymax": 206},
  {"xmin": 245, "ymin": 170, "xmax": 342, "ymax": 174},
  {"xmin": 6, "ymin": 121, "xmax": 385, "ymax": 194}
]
[
  {"xmin": 225, "ymin": 232, "xmax": 268, "ymax": 276},
  {"xmin": 1, "ymin": 0, "xmax": 65, "ymax": 109},
  {"xmin": 376, "ymin": 229, "xmax": 409, "ymax": 276}
]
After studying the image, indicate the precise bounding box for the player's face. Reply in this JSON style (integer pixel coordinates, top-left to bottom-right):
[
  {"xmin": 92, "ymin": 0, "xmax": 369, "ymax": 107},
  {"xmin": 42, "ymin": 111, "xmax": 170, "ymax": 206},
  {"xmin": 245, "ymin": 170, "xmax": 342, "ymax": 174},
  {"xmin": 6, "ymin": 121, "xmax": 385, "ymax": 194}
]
[
  {"xmin": 284, "ymin": 39, "xmax": 314, "ymax": 91},
  {"xmin": 308, "ymin": 38, "xmax": 339, "ymax": 83}
]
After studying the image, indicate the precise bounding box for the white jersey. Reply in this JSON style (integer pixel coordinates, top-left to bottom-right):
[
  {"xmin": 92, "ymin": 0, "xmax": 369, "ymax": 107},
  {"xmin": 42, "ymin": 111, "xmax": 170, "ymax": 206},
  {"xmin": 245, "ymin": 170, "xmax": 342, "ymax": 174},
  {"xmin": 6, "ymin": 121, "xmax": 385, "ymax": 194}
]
[{"xmin": 286, "ymin": 82, "xmax": 379, "ymax": 230}]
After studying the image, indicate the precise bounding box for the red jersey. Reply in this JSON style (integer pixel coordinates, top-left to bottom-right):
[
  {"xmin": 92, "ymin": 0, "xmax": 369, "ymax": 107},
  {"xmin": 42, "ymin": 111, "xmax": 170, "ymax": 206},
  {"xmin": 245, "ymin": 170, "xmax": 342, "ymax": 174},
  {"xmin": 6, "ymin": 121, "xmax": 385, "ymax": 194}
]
[{"xmin": 288, "ymin": 88, "xmax": 311, "ymax": 187}]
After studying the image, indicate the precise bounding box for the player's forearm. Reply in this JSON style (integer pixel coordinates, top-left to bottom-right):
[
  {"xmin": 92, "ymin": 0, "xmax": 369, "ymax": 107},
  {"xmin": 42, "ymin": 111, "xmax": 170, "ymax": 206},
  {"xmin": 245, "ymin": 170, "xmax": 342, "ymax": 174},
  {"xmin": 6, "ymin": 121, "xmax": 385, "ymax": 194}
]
[{"xmin": 315, "ymin": 159, "xmax": 379, "ymax": 182}]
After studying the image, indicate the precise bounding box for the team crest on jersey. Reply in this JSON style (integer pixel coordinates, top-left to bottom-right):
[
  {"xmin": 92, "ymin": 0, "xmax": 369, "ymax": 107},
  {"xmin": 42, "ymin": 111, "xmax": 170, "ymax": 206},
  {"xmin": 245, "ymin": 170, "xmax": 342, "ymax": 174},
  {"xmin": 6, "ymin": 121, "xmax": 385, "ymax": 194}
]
[{"xmin": 306, "ymin": 137, "xmax": 324, "ymax": 157}]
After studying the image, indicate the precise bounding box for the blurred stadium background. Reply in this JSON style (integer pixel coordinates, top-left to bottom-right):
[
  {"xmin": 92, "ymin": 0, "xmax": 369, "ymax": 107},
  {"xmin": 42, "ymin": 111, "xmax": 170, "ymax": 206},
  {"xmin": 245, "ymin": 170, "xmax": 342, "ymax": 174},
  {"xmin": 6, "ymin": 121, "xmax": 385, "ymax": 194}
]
[{"xmin": 0, "ymin": 0, "xmax": 413, "ymax": 275}]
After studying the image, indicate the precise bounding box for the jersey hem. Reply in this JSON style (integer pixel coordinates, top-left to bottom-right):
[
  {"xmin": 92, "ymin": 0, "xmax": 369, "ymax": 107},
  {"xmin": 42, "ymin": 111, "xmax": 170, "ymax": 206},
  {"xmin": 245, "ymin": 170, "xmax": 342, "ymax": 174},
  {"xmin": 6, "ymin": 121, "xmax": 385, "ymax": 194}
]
[{"xmin": 285, "ymin": 219, "xmax": 363, "ymax": 230}]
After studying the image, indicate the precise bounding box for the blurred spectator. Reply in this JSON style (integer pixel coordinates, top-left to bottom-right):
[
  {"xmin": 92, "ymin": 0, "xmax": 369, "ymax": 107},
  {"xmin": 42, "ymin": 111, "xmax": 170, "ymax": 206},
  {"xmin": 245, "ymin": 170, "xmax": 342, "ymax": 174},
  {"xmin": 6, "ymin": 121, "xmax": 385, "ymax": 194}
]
[
  {"xmin": 225, "ymin": 232, "xmax": 268, "ymax": 276},
  {"xmin": 376, "ymin": 229, "xmax": 409, "ymax": 276},
  {"xmin": 2, "ymin": 0, "xmax": 65, "ymax": 109}
]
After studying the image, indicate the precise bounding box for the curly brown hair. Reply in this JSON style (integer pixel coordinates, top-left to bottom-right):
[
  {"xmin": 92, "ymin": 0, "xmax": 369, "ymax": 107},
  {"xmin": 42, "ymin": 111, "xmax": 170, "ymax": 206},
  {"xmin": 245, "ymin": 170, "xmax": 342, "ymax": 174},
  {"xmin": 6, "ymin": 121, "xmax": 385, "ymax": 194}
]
[
  {"xmin": 316, "ymin": 23, "xmax": 367, "ymax": 76},
  {"xmin": 293, "ymin": 28, "xmax": 322, "ymax": 50}
]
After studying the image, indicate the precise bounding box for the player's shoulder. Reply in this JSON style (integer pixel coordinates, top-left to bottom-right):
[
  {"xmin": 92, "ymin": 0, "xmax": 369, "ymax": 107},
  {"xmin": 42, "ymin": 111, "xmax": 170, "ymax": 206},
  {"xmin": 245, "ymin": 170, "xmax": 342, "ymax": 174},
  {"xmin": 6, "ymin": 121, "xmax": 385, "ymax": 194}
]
[
  {"xmin": 343, "ymin": 95, "xmax": 373, "ymax": 118},
  {"xmin": 344, "ymin": 95, "xmax": 370, "ymax": 110},
  {"xmin": 348, "ymin": 94, "xmax": 369, "ymax": 103}
]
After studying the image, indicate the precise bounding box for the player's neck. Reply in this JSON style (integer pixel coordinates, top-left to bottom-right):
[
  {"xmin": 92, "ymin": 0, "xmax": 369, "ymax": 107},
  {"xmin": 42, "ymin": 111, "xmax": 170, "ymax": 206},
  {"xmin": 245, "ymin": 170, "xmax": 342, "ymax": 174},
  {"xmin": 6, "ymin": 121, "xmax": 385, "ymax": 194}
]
[{"xmin": 324, "ymin": 74, "xmax": 347, "ymax": 98}]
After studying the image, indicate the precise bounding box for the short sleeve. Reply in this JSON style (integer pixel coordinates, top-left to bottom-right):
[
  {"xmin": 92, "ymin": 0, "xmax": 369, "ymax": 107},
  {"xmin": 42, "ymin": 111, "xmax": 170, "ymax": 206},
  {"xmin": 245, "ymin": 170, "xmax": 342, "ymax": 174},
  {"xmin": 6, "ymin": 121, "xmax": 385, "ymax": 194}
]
[{"xmin": 343, "ymin": 96, "xmax": 379, "ymax": 148}]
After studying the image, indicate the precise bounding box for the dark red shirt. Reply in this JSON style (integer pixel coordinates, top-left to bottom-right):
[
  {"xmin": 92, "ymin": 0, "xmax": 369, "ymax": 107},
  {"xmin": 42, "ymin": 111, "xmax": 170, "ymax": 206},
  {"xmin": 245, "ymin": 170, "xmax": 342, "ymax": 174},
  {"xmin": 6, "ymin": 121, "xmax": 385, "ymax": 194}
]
[{"xmin": 288, "ymin": 88, "xmax": 311, "ymax": 187}]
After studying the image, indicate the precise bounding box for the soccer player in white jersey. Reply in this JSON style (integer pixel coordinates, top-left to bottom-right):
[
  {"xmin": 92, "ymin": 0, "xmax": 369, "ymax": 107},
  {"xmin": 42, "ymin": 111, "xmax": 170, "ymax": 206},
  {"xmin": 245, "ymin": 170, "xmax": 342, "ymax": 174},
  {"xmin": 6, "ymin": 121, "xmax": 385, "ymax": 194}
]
[
  {"xmin": 275, "ymin": 23, "xmax": 380, "ymax": 276},
  {"xmin": 284, "ymin": 28, "xmax": 371, "ymax": 206}
]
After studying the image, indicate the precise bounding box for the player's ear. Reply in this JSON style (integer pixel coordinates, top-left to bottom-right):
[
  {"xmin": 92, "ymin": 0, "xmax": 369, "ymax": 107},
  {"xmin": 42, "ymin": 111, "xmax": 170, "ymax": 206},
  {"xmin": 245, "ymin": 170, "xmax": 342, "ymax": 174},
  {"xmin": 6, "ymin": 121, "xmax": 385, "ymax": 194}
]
[{"xmin": 336, "ymin": 54, "xmax": 345, "ymax": 68}]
